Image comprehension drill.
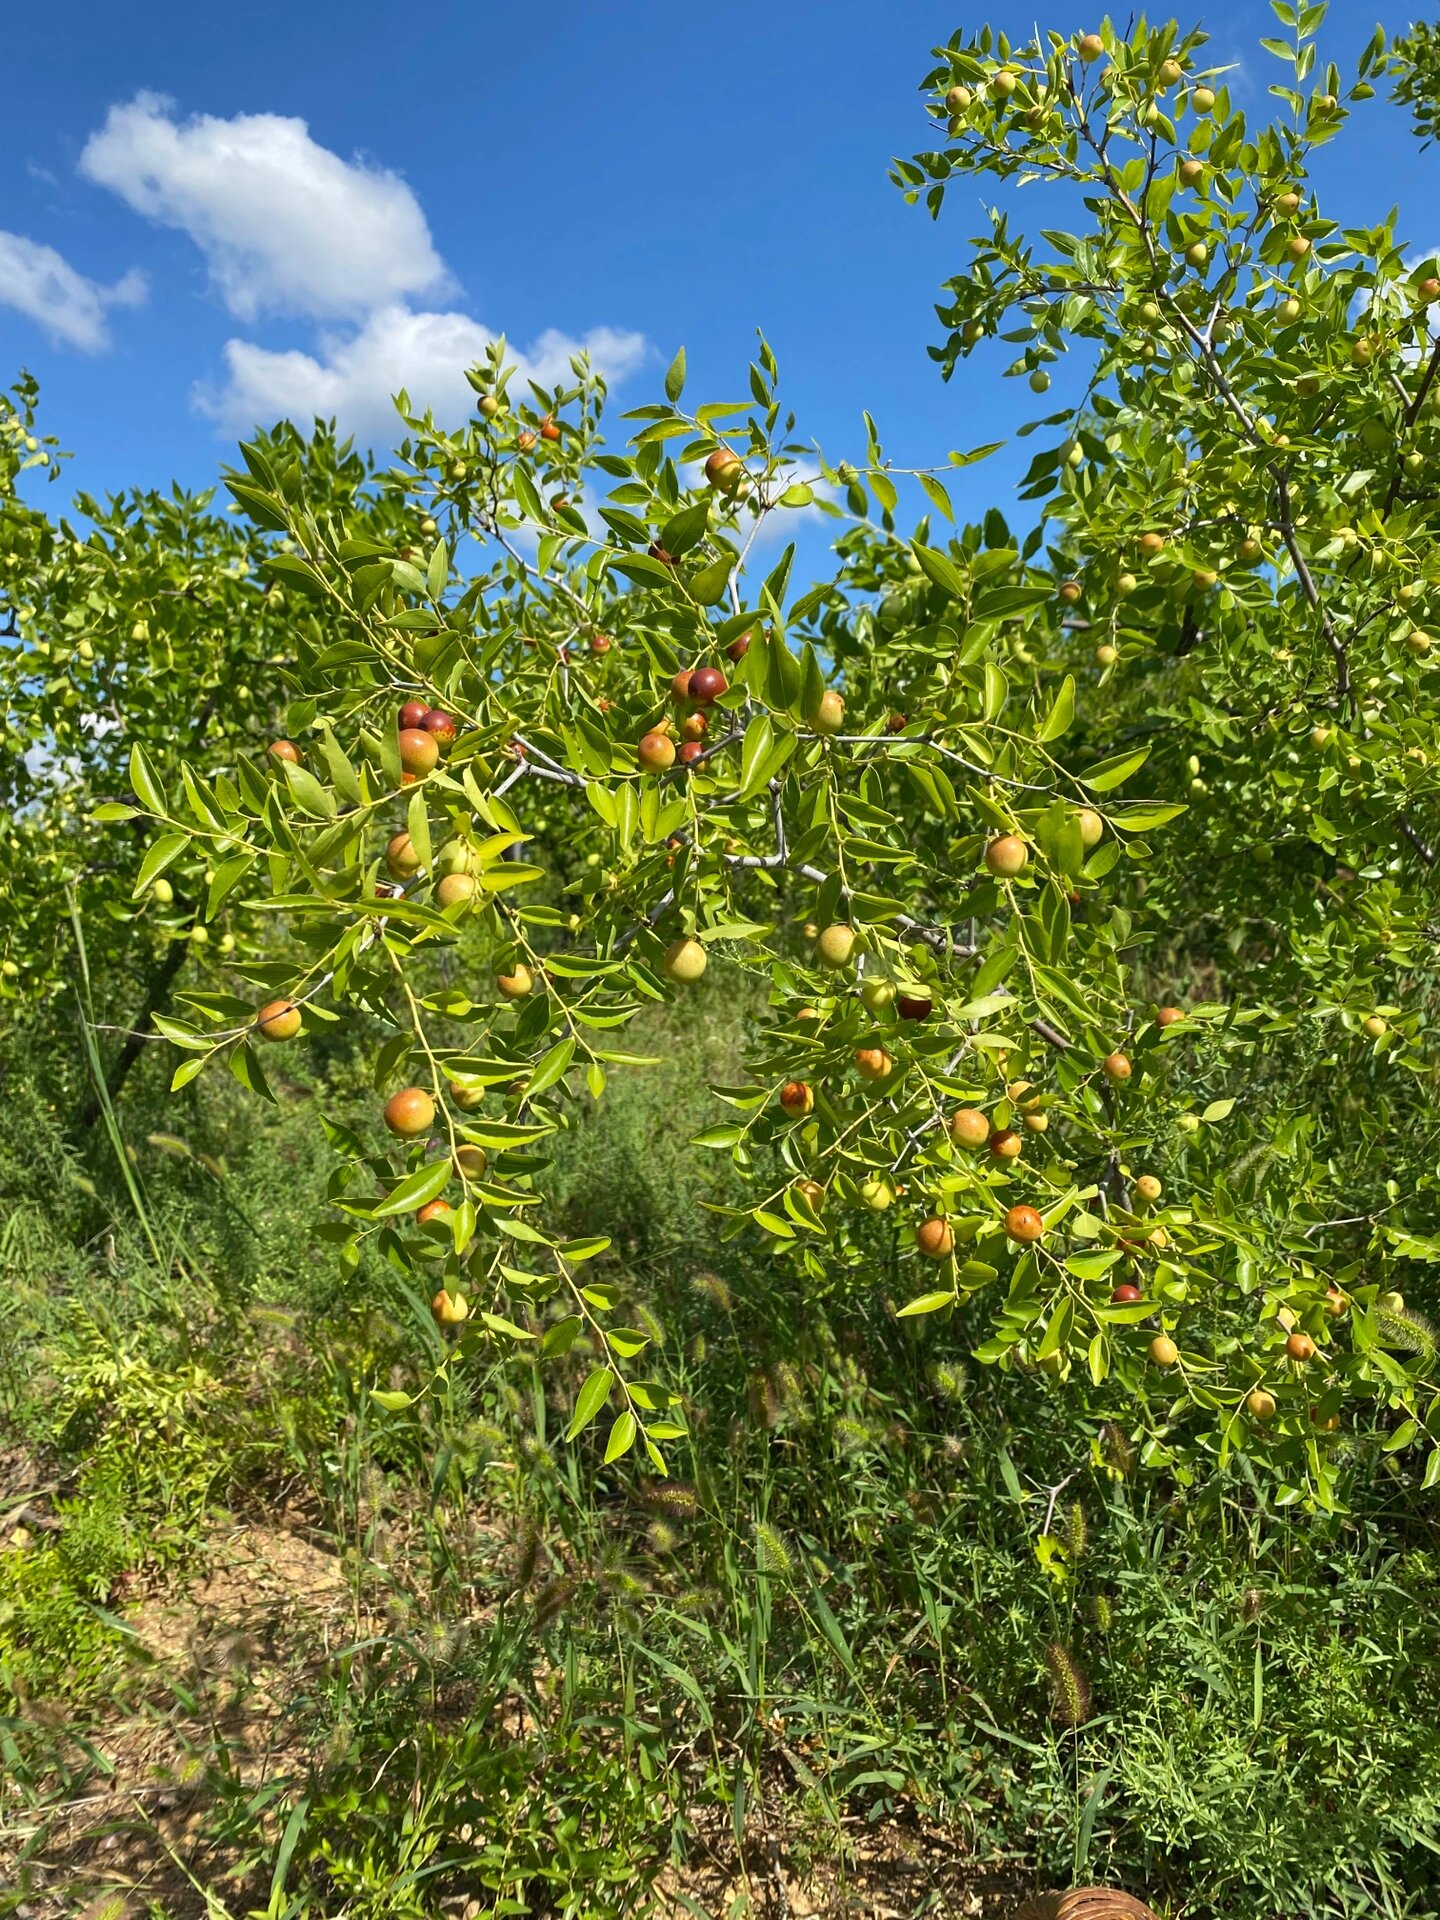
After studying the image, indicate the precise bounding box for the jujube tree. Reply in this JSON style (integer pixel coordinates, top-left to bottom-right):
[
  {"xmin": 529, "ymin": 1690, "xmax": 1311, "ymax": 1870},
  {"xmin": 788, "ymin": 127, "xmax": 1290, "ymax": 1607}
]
[{"xmin": 10, "ymin": 9, "xmax": 1439, "ymax": 1506}]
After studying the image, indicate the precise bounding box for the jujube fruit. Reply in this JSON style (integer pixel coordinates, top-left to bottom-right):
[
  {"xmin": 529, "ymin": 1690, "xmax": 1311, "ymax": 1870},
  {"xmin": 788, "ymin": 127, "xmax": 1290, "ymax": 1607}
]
[
  {"xmin": 638, "ymin": 731, "xmax": 677, "ymax": 773},
  {"xmin": 437, "ymin": 873, "xmax": 476, "ymax": 908},
  {"xmin": 664, "ymin": 938, "xmax": 708, "ymax": 983},
  {"xmin": 256, "ymin": 998, "xmax": 301, "ymax": 1041},
  {"xmin": 398, "ymin": 728, "xmax": 439, "ymax": 776},
  {"xmin": 780, "ymin": 1080, "xmax": 815, "ymax": 1117},
  {"xmin": 1004, "ymin": 1204, "xmax": 1045, "ymax": 1243},
  {"xmin": 385, "ymin": 1087, "xmax": 436, "ymax": 1136},
  {"xmin": 985, "ymin": 834, "xmax": 1029, "ymax": 878},
  {"xmin": 917, "ymin": 1217, "xmax": 955, "ymax": 1260},
  {"xmin": 815, "ymin": 924, "xmax": 858, "ymax": 968}
]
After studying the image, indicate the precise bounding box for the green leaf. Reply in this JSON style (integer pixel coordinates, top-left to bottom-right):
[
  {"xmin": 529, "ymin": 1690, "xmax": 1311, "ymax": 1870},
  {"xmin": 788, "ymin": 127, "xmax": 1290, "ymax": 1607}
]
[
  {"xmin": 371, "ymin": 1159, "xmax": 453, "ymax": 1219},
  {"xmin": 664, "ymin": 347, "xmax": 686, "ymax": 403},
  {"xmin": 910, "ymin": 539, "xmax": 967, "ymax": 599},
  {"xmin": 897, "ymin": 1290, "xmax": 957, "ymax": 1318},
  {"xmin": 604, "ymin": 1409, "xmax": 638, "ymax": 1462},
  {"xmin": 133, "ymin": 834, "xmax": 187, "ymax": 898},
  {"xmin": 129, "ymin": 744, "xmax": 169, "ymax": 817},
  {"xmin": 566, "ymin": 1366, "xmax": 614, "ymax": 1440},
  {"xmin": 369, "ymin": 1389, "xmax": 413, "ymax": 1412},
  {"xmin": 558, "ymin": 1235, "xmax": 611, "ymax": 1261},
  {"xmin": 526, "ymin": 1037, "xmax": 576, "ymax": 1098},
  {"xmin": 1039, "ymin": 674, "xmax": 1075, "ymax": 742},
  {"xmin": 661, "ymin": 500, "xmax": 710, "ymax": 556},
  {"xmin": 1079, "ymin": 747, "xmax": 1151, "ymax": 792}
]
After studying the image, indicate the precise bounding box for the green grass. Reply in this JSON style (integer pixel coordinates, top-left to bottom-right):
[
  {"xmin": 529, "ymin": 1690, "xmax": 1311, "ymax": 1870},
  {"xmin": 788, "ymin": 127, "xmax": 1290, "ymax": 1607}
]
[{"xmin": 2, "ymin": 982, "xmax": 1440, "ymax": 1919}]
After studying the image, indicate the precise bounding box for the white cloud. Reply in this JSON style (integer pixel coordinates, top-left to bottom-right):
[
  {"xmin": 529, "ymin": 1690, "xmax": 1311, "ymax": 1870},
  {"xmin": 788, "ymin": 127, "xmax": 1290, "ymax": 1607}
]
[
  {"xmin": 0, "ymin": 231, "xmax": 145, "ymax": 352},
  {"xmin": 195, "ymin": 304, "xmax": 648, "ymax": 437},
  {"xmin": 79, "ymin": 93, "xmax": 447, "ymax": 322}
]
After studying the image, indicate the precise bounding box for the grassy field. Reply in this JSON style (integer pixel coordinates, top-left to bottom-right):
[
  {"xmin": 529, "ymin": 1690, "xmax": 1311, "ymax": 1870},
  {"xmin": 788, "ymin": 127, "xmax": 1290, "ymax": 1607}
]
[{"xmin": 3, "ymin": 966, "xmax": 1440, "ymax": 1919}]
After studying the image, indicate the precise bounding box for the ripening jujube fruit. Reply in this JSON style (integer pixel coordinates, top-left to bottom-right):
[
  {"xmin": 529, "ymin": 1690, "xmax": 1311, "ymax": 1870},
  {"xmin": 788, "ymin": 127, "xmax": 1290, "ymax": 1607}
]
[
  {"xmin": 449, "ymin": 1076, "xmax": 486, "ymax": 1111},
  {"xmin": 1286, "ymin": 1331, "xmax": 1316, "ymax": 1363},
  {"xmin": 386, "ymin": 832, "xmax": 422, "ymax": 880},
  {"xmin": 1076, "ymin": 807, "xmax": 1104, "ymax": 849},
  {"xmin": 984, "ymin": 834, "xmax": 1029, "ymax": 878},
  {"xmin": 1156, "ymin": 1006, "xmax": 1184, "ymax": 1028},
  {"xmin": 916, "ymin": 1217, "xmax": 955, "ymax": 1260},
  {"xmin": 453, "ymin": 1144, "xmax": 488, "ymax": 1179},
  {"xmin": 1149, "ymin": 1334, "xmax": 1179, "ymax": 1369},
  {"xmin": 704, "ymin": 448, "xmax": 744, "ymax": 490},
  {"xmin": 815, "ymin": 924, "xmax": 857, "ymax": 968},
  {"xmin": 539, "ymin": 416, "xmax": 561, "ymax": 442},
  {"xmin": 256, "ymin": 998, "xmax": 301, "ymax": 1041},
  {"xmin": 663, "ymin": 938, "xmax": 708, "ymax": 983},
  {"xmin": 417, "ymin": 1200, "xmax": 453, "ymax": 1225},
  {"xmin": 432, "ymin": 1288, "xmax": 469, "ymax": 1327},
  {"xmin": 688, "ymin": 666, "xmax": 727, "ymax": 704},
  {"xmin": 779, "ymin": 1080, "xmax": 815, "ymax": 1117},
  {"xmin": 638, "ymin": 731, "xmax": 676, "ymax": 773},
  {"xmin": 854, "ymin": 1047, "xmax": 894, "ymax": 1082},
  {"xmin": 951, "ymin": 1108, "xmax": 990, "ymax": 1149},
  {"xmin": 795, "ymin": 1178, "xmax": 825, "ymax": 1211},
  {"xmin": 497, "ymin": 964, "xmax": 534, "ymax": 999},
  {"xmin": 809, "ymin": 690, "xmax": 846, "ymax": 734},
  {"xmin": 1134, "ymin": 1174, "xmax": 1162, "ymax": 1204},
  {"xmin": 385, "ymin": 1087, "xmax": 436, "ymax": 1137},
  {"xmin": 436, "ymin": 873, "xmax": 476, "ymax": 908},
  {"xmin": 1102, "ymin": 1051, "xmax": 1133, "ymax": 1083},
  {"xmin": 896, "ymin": 992, "xmax": 933, "ymax": 1021},
  {"xmin": 989, "ymin": 1128, "xmax": 1023, "ymax": 1161},
  {"xmin": 398, "ymin": 728, "xmax": 439, "ymax": 776},
  {"xmin": 268, "ymin": 739, "xmax": 301, "ymax": 765},
  {"xmin": 1111, "ymin": 1283, "xmax": 1143, "ymax": 1304},
  {"xmin": 422, "ymin": 708, "xmax": 456, "ymax": 744},
  {"xmin": 1077, "ymin": 32, "xmax": 1104, "ymax": 62},
  {"xmin": 398, "ymin": 699, "xmax": 429, "ymax": 731},
  {"xmin": 1004, "ymin": 1204, "xmax": 1045, "ymax": 1244},
  {"xmin": 1247, "ymin": 1387, "xmax": 1277, "ymax": 1421}
]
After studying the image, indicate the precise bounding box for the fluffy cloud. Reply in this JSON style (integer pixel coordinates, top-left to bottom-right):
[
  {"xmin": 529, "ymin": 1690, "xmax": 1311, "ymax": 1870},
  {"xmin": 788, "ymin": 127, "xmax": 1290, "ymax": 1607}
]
[
  {"xmin": 0, "ymin": 231, "xmax": 145, "ymax": 352},
  {"xmin": 196, "ymin": 304, "xmax": 648, "ymax": 437},
  {"xmin": 79, "ymin": 93, "xmax": 448, "ymax": 322}
]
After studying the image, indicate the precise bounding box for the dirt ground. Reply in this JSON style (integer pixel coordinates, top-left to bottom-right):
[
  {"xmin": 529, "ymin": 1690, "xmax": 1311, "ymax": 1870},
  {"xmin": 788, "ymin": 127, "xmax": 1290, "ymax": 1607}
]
[{"xmin": 2, "ymin": 1510, "xmax": 1051, "ymax": 1919}]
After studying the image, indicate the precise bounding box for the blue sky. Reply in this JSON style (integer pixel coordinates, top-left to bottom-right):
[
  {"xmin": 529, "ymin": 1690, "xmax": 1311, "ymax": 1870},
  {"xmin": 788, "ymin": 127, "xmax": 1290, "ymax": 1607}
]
[{"xmin": 2, "ymin": 0, "xmax": 1433, "ymax": 534}]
